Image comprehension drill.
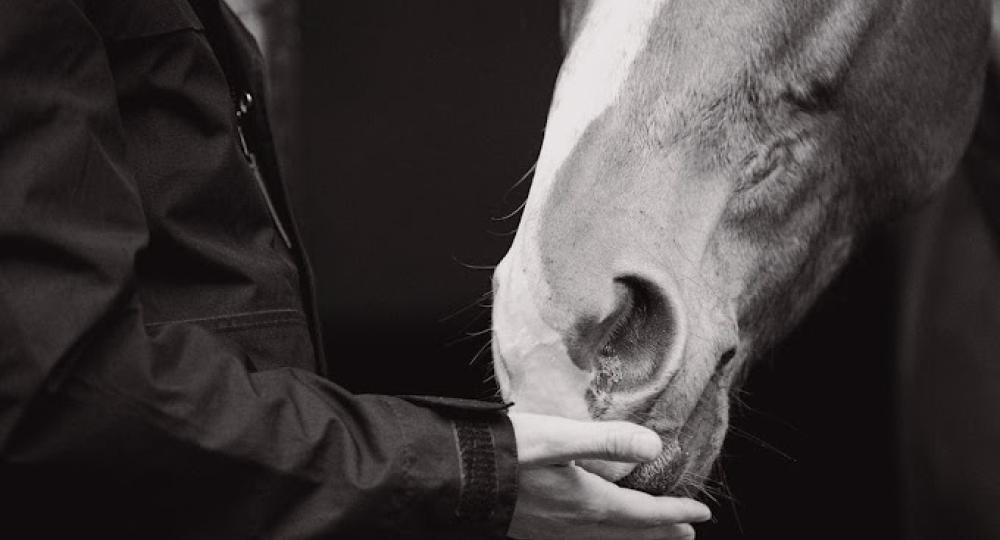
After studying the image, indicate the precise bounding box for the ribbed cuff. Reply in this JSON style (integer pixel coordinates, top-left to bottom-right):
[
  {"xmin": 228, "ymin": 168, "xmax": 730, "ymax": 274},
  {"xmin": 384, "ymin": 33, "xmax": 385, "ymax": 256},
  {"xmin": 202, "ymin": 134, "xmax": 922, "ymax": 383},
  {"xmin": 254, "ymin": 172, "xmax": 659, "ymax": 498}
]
[
  {"xmin": 453, "ymin": 414, "xmax": 518, "ymax": 530},
  {"xmin": 398, "ymin": 395, "xmax": 518, "ymax": 538}
]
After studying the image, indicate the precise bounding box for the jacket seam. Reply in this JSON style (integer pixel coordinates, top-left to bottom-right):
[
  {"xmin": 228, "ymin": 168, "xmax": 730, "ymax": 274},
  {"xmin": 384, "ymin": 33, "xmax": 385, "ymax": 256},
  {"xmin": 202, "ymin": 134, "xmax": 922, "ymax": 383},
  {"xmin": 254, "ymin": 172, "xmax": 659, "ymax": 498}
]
[
  {"xmin": 102, "ymin": 26, "xmax": 204, "ymax": 43},
  {"xmin": 143, "ymin": 309, "xmax": 304, "ymax": 329},
  {"xmin": 205, "ymin": 318, "xmax": 306, "ymax": 332}
]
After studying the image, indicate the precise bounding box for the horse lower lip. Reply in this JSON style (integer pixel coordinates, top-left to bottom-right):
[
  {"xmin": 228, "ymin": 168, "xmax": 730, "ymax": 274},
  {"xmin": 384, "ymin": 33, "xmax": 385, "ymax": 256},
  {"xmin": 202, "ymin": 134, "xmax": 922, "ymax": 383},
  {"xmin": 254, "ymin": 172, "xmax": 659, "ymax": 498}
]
[
  {"xmin": 615, "ymin": 367, "xmax": 725, "ymax": 494},
  {"xmin": 616, "ymin": 437, "xmax": 685, "ymax": 494}
]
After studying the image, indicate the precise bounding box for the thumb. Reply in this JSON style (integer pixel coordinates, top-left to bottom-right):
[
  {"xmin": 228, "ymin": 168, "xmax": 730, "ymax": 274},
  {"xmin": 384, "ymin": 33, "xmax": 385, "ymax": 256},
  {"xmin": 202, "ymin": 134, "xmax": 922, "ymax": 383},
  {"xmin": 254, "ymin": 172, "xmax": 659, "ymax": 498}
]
[{"xmin": 509, "ymin": 412, "xmax": 663, "ymax": 466}]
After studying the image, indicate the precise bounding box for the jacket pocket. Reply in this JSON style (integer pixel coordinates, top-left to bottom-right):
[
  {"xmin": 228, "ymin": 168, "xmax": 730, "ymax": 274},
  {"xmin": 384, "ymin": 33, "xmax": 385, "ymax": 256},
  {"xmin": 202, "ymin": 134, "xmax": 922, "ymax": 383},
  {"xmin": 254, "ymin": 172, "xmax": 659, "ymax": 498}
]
[
  {"xmin": 147, "ymin": 309, "xmax": 318, "ymax": 373},
  {"xmin": 85, "ymin": 0, "xmax": 204, "ymax": 41}
]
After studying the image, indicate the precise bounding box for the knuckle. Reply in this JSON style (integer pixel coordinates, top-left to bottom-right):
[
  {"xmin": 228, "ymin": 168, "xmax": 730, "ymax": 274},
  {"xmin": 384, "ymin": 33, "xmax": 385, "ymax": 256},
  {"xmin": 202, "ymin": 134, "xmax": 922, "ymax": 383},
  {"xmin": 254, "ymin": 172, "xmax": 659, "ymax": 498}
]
[
  {"xmin": 588, "ymin": 505, "xmax": 612, "ymax": 526},
  {"xmin": 581, "ymin": 499, "xmax": 612, "ymax": 526},
  {"xmin": 604, "ymin": 425, "xmax": 630, "ymax": 456}
]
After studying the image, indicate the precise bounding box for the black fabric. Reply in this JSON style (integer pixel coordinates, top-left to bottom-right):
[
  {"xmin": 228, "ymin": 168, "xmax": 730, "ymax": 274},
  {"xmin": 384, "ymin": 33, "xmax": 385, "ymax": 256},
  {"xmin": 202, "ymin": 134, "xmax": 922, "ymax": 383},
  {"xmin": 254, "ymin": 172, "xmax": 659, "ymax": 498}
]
[
  {"xmin": 897, "ymin": 44, "xmax": 1000, "ymax": 540},
  {"xmin": 0, "ymin": 0, "xmax": 516, "ymax": 537}
]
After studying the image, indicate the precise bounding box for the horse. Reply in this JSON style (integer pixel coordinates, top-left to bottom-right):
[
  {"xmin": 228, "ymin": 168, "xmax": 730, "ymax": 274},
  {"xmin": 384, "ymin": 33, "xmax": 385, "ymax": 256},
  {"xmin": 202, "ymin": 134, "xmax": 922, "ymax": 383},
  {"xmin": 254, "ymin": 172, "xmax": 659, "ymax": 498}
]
[{"xmin": 490, "ymin": 0, "xmax": 993, "ymax": 498}]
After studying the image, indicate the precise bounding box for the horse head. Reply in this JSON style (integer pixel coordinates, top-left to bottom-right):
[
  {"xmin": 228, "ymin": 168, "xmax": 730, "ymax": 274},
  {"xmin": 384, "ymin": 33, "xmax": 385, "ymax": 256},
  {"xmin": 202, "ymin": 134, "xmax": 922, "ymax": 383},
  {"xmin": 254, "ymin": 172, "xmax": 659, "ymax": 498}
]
[{"xmin": 492, "ymin": 0, "xmax": 991, "ymax": 496}]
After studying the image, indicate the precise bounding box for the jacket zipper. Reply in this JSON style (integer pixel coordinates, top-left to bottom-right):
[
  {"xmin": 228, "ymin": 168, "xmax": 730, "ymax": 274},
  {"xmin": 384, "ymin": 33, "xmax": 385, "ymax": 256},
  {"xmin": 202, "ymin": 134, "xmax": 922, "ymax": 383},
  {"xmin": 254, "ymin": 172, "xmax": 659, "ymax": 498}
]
[{"xmin": 234, "ymin": 93, "xmax": 293, "ymax": 250}]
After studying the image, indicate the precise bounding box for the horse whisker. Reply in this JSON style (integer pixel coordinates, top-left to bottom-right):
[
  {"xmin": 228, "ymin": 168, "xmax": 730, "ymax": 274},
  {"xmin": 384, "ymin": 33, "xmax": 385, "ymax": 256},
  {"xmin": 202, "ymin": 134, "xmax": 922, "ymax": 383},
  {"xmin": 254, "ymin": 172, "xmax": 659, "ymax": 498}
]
[
  {"xmin": 451, "ymin": 255, "xmax": 497, "ymax": 271},
  {"xmin": 468, "ymin": 338, "xmax": 493, "ymax": 366},
  {"xmin": 492, "ymin": 199, "xmax": 527, "ymax": 222},
  {"xmin": 438, "ymin": 290, "xmax": 492, "ymax": 323},
  {"xmin": 503, "ymin": 161, "xmax": 537, "ymax": 198}
]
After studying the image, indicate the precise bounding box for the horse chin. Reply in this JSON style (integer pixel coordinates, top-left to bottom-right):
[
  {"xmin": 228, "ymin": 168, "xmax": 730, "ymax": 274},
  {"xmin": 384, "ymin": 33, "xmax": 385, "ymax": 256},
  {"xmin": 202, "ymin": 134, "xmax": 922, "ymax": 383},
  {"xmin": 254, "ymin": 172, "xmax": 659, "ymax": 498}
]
[
  {"xmin": 615, "ymin": 384, "xmax": 728, "ymax": 497},
  {"xmin": 616, "ymin": 435, "xmax": 721, "ymax": 497}
]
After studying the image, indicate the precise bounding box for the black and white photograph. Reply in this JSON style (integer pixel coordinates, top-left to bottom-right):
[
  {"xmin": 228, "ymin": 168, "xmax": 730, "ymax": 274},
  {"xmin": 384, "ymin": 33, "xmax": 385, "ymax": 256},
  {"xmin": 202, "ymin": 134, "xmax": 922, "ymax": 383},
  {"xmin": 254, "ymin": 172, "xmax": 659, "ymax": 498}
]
[{"xmin": 1, "ymin": 1, "xmax": 998, "ymax": 539}]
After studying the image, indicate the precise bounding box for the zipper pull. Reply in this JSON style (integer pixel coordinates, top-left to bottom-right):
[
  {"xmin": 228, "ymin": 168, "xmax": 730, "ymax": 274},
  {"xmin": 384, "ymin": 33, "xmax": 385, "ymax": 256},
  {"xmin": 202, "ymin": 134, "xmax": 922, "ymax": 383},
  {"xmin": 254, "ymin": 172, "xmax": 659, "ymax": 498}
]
[
  {"xmin": 237, "ymin": 123, "xmax": 293, "ymax": 250},
  {"xmin": 236, "ymin": 92, "xmax": 253, "ymax": 121},
  {"xmin": 236, "ymin": 122, "xmax": 255, "ymax": 162}
]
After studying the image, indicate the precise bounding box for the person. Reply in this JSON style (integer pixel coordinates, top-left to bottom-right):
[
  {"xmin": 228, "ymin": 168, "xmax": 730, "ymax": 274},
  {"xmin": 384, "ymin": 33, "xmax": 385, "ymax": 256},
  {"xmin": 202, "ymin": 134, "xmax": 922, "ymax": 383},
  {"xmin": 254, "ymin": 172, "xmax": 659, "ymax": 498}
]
[{"xmin": 0, "ymin": 1, "xmax": 710, "ymax": 538}]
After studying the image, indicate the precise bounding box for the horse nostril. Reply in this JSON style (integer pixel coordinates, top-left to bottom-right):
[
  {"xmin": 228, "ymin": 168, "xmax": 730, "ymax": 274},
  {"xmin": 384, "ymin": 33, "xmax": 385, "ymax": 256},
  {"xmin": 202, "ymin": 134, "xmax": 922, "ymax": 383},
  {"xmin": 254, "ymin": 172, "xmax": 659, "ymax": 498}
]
[
  {"xmin": 599, "ymin": 281, "xmax": 641, "ymax": 358},
  {"xmin": 588, "ymin": 276, "xmax": 677, "ymax": 391}
]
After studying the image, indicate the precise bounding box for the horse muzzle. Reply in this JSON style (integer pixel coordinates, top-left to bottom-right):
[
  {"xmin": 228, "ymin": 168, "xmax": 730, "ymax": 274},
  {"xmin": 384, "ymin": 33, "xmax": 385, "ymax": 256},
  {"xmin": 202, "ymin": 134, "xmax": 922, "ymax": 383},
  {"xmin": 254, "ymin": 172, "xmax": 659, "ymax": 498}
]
[{"xmin": 491, "ymin": 245, "xmax": 690, "ymax": 409}]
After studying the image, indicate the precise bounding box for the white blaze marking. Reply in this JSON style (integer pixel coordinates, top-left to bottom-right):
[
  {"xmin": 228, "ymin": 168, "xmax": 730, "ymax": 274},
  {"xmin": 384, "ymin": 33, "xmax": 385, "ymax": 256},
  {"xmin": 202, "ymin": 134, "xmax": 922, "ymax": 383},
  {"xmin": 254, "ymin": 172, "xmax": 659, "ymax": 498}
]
[
  {"xmin": 492, "ymin": 1, "xmax": 667, "ymax": 416},
  {"xmin": 532, "ymin": 0, "xmax": 666, "ymax": 191}
]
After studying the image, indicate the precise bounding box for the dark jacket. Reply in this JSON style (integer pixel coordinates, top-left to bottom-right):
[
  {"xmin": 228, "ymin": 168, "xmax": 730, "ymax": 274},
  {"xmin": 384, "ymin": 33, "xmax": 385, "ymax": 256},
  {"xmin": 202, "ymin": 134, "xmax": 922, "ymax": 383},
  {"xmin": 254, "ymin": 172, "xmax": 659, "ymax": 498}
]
[
  {"xmin": 0, "ymin": 1, "xmax": 516, "ymax": 538},
  {"xmin": 897, "ymin": 51, "xmax": 1000, "ymax": 540}
]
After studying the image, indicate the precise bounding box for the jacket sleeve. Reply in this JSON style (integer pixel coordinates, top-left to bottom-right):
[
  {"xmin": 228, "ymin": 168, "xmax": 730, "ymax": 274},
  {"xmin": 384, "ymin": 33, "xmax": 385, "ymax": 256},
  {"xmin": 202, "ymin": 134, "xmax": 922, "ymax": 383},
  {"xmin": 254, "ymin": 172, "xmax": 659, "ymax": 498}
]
[{"xmin": 0, "ymin": 2, "xmax": 516, "ymax": 538}]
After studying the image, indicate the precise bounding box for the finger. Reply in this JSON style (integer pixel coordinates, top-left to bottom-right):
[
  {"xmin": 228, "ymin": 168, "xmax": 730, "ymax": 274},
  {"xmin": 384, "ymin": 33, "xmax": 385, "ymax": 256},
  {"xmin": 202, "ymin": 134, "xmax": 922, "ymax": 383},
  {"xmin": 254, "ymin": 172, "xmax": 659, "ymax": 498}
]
[
  {"xmin": 513, "ymin": 522, "xmax": 695, "ymax": 540},
  {"xmin": 564, "ymin": 523, "xmax": 696, "ymax": 540},
  {"xmin": 649, "ymin": 523, "xmax": 696, "ymax": 540},
  {"xmin": 577, "ymin": 467, "xmax": 712, "ymax": 525},
  {"xmin": 510, "ymin": 412, "xmax": 662, "ymax": 465},
  {"xmin": 510, "ymin": 466, "xmax": 709, "ymax": 540},
  {"xmin": 577, "ymin": 458, "xmax": 638, "ymax": 482},
  {"xmin": 608, "ymin": 523, "xmax": 696, "ymax": 540}
]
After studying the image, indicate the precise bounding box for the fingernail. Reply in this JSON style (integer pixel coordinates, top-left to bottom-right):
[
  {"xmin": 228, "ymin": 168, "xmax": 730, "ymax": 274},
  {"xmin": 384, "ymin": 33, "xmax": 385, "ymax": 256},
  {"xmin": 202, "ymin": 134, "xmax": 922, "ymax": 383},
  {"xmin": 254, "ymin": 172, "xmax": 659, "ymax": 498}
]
[
  {"xmin": 693, "ymin": 504, "xmax": 712, "ymax": 522},
  {"xmin": 633, "ymin": 430, "xmax": 662, "ymax": 460}
]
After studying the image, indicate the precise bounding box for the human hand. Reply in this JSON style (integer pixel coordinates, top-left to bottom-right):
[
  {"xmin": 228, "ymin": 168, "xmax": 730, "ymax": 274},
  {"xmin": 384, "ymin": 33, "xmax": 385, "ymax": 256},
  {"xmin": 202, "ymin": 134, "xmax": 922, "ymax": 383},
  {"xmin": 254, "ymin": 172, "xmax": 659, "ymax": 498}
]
[{"xmin": 507, "ymin": 413, "xmax": 711, "ymax": 540}]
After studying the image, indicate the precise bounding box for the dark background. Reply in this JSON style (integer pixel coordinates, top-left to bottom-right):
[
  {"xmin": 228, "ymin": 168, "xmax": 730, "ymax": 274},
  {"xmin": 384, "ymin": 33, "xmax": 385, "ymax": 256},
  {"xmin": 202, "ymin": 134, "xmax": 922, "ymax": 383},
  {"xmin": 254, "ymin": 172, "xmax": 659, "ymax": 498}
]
[{"xmin": 292, "ymin": 2, "xmax": 901, "ymax": 538}]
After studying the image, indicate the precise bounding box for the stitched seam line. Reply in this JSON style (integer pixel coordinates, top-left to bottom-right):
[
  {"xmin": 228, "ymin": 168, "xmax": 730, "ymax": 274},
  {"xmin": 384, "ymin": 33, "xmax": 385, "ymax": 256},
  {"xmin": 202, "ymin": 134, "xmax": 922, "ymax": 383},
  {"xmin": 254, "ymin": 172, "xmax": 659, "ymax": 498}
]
[
  {"xmin": 454, "ymin": 420, "xmax": 498, "ymax": 521},
  {"xmin": 144, "ymin": 309, "xmax": 303, "ymax": 329},
  {"xmin": 205, "ymin": 318, "xmax": 305, "ymax": 332}
]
